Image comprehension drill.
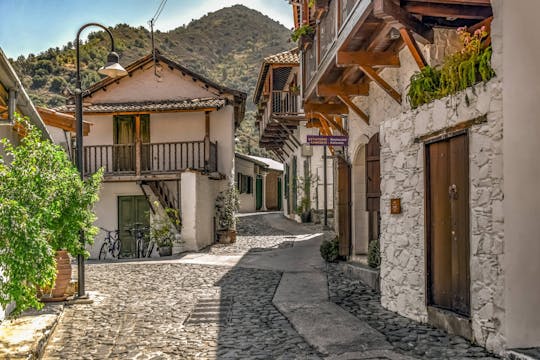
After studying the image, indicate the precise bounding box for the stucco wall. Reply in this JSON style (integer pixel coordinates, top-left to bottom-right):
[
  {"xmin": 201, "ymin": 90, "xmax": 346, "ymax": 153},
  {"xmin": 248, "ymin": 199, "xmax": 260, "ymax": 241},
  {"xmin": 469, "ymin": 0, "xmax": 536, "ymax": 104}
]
[
  {"xmin": 379, "ymin": 79, "xmax": 505, "ymax": 351},
  {"xmin": 88, "ymin": 62, "xmax": 215, "ymax": 103},
  {"xmin": 236, "ymin": 156, "xmax": 256, "ymax": 213},
  {"xmin": 502, "ymin": 0, "xmax": 540, "ymax": 349}
]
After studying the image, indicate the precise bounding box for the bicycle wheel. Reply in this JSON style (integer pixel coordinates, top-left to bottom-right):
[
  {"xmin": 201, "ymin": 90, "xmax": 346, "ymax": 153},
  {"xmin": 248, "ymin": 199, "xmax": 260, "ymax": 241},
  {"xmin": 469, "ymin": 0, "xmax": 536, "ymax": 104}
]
[
  {"xmin": 99, "ymin": 242, "xmax": 108, "ymax": 260},
  {"xmin": 146, "ymin": 243, "xmax": 154, "ymax": 258},
  {"xmin": 137, "ymin": 238, "xmax": 143, "ymax": 258},
  {"xmin": 112, "ymin": 239, "xmax": 121, "ymax": 259}
]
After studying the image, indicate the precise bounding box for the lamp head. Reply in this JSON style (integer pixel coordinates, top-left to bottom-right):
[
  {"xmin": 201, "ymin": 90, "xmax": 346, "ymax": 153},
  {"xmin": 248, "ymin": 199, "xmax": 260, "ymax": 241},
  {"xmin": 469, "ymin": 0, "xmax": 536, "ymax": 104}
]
[{"xmin": 98, "ymin": 51, "xmax": 128, "ymax": 78}]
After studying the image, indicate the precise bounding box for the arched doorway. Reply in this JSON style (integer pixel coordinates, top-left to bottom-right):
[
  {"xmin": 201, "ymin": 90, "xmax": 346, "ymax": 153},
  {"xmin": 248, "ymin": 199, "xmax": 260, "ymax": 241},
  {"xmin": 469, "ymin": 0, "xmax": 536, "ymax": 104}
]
[
  {"xmin": 351, "ymin": 145, "xmax": 369, "ymax": 255},
  {"xmin": 366, "ymin": 133, "xmax": 381, "ymax": 245}
]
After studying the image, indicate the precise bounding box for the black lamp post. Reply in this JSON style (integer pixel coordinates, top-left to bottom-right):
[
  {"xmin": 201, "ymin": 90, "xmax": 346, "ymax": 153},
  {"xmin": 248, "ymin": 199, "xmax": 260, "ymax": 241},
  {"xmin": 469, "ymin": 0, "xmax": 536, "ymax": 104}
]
[{"xmin": 75, "ymin": 23, "xmax": 127, "ymax": 298}]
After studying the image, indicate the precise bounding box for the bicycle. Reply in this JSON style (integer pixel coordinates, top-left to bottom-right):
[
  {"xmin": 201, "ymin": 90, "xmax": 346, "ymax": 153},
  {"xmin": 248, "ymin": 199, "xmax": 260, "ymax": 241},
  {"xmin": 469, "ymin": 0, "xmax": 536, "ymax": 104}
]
[
  {"xmin": 98, "ymin": 227, "xmax": 121, "ymax": 260},
  {"xmin": 127, "ymin": 223, "xmax": 154, "ymax": 258}
]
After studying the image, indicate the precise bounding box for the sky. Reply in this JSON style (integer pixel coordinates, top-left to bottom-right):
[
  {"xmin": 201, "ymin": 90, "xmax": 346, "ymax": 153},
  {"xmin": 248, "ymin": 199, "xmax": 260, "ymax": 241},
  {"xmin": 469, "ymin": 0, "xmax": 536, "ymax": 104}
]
[{"xmin": 0, "ymin": 0, "xmax": 294, "ymax": 58}]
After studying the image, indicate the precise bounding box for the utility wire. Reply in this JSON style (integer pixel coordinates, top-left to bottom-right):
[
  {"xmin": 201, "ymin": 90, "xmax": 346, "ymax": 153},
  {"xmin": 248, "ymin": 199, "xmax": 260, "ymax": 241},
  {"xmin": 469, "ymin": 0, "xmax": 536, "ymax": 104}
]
[{"xmin": 149, "ymin": 0, "xmax": 167, "ymax": 77}]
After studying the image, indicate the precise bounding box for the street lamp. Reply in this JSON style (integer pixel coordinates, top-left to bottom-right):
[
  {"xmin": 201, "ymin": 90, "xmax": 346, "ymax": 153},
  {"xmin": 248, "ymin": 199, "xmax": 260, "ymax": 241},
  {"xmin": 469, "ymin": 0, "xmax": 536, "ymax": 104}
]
[{"xmin": 74, "ymin": 23, "xmax": 127, "ymax": 298}]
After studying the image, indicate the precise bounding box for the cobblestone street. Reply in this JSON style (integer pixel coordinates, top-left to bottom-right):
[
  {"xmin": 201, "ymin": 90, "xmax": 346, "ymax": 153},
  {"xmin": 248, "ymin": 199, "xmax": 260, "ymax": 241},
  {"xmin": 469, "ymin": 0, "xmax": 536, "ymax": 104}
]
[{"xmin": 41, "ymin": 214, "xmax": 498, "ymax": 359}]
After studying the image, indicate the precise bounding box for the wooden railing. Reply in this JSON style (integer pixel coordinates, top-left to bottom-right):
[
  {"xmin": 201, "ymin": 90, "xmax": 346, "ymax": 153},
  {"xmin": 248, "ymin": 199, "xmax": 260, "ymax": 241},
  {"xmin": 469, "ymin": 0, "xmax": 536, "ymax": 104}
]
[
  {"xmin": 303, "ymin": 0, "xmax": 365, "ymax": 93},
  {"xmin": 83, "ymin": 139, "xmax": 218, "ymax": 177},
  {"xmin": 271, "ymin": 91, "xmax": 301, "ymax": 115}
]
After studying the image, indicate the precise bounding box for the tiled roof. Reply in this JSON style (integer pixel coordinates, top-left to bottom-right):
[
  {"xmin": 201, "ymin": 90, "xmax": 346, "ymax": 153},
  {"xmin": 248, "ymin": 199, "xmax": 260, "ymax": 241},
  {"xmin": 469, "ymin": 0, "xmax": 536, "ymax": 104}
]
[
  {"xmin": 56, "ymin": 98, "xmax": 226, "ymax": 113},
  {"xmin": 264, "ymin": 49, "xmax": 299, "ymax": 65}
]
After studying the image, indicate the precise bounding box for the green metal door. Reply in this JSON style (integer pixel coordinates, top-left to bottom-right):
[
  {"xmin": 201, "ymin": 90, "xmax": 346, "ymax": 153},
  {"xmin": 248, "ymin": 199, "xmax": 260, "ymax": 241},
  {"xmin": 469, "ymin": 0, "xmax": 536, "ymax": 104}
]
[
  {"xmin": 118, "ymin": 195, "xmax": 150, "ymax": 256},
  {"xmin": 277, "ymin": 177, "xmax": 282, "ymax": 211},
  {"xmin": 256, "ymin": 176, "xmax": 263, "ymax": 211}
]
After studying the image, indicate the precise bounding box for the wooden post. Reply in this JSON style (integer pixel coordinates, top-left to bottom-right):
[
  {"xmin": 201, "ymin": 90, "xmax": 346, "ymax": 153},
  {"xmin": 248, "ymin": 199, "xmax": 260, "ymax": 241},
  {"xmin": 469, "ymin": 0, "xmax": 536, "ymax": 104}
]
[{"xmin": 135, "ymin": 114, "xmax": 141, "ymax": 176}]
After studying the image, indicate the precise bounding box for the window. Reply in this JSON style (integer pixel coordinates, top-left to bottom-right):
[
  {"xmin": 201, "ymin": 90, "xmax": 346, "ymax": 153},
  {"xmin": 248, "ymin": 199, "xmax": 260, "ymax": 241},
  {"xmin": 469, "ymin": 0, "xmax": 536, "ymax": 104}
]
[{"xmin": 237, "ymin": 173, "xmax": 253, "ymax": 194}]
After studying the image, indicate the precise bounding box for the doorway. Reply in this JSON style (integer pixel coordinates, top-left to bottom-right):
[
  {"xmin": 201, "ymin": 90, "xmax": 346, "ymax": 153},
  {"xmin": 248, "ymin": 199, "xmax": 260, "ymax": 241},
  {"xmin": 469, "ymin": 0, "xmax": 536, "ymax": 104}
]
[
  {"xmin": 426, "ymin": 132, "xmax": 470, "ymax": 317},
  {"xmin": 366, "ymin": 133, "xmax": 381, "ymax": 245},
  {"xmin": 113, "ymin": 115, "xmax": 150, "ymax": 172},
  {"xmin": 337, "ymin": 156, "xmax": 351, "ymax": 257},
  {"xmin": 118, "ymin": 195, "xmax": 150, "ymax": 256}
]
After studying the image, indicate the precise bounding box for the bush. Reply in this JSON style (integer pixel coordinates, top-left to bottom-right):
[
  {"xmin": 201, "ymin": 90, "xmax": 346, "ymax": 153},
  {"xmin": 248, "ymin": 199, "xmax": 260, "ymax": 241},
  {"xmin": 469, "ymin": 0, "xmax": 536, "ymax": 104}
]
[
  {"xmin": 320, "ymin": 238, "xmax": 339, "ymax": 263},
  {"xmin": 0, "ymin": 116, "xmax": 102, "ymax": 315},
  {"xmin": 368, "ymin": 240, "xmax": 381, "ymax": 269}
]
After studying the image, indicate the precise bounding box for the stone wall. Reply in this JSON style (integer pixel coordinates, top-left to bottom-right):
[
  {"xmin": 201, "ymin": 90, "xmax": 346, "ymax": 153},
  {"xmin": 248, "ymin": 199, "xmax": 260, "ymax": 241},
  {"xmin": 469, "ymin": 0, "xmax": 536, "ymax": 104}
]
[{"xmin": 379, "ymin": 79, "xmax": 505, "ymax": 352}]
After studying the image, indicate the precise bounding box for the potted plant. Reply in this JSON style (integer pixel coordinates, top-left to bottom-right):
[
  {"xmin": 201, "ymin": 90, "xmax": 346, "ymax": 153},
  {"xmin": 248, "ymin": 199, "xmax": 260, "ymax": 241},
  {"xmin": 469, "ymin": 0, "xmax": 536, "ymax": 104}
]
[
  {"xmin": 215, "ymin": 185, "xmax": 239, "ymax": 244},
  {"xmin": 297, "ymin": 174, "xmax": 316, "ymax": 223},
  {"xmin": 151, "ymin": 207, "xmax": 181, "ymax": 257},
  {"xmin": 291, "ymin": 24, "xmax": 315, "ymax": 50}
]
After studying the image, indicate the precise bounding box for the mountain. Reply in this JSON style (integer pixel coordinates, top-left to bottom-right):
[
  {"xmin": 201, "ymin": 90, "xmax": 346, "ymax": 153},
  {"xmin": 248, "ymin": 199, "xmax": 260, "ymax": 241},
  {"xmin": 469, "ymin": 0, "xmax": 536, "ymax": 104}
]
[{"xmin": 9, "ymin": 5, "xmax": 293, "ymax": 157}]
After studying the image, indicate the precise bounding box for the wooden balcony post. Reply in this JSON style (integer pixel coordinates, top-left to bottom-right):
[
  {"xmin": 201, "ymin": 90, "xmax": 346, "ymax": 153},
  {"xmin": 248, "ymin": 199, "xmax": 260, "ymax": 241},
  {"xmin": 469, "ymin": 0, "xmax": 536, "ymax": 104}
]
[{"xmin": 135, "ymin": 114, "xmax": 141, "ymax": 176}]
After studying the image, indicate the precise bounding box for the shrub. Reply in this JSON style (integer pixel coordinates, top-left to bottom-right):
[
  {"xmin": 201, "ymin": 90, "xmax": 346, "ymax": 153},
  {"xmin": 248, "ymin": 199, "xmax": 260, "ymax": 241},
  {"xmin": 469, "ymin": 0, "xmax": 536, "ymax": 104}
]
[
  {"xmin": 368, "ymin": 240, "xmax": 381, "ymax": 269},
  {"xmin": 291, "ymin": 24, "xmax": 314, "ymax": 42},
  {"xmin": 0, "ymin": 116, "xmax": 102, "ymax": 315},
  {"xmin": 320, "ymin": 238, "xmax": 339, "ymax": 263}
]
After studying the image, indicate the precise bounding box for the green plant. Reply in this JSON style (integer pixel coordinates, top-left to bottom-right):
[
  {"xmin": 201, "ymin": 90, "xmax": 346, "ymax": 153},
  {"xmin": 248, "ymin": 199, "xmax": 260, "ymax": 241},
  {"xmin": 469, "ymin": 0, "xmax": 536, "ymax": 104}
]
[
  {"xmin": 407, "ymin": 26, "xmax": 495, "ymax": 109},
  {"xmin": 291, "ymin": 24, "xmax": 314, "ymax": 42},
  {"xmin": 320, "ymin": 237, "xmax": 339, "ymax": 262},
  {"xmin": 216, "ymin": 185, "xmax": 240, "ymax": 231},
  {"xmin": 0, "ymin": 115, "xmax": 102, "ymax": 315},
  {"xmin": 150, "ymin": 205, "xmax": 181, "ymax": 247},
  {"xmin": 368, "ymin": 240, "xmax": 381, "ymax": 269}
]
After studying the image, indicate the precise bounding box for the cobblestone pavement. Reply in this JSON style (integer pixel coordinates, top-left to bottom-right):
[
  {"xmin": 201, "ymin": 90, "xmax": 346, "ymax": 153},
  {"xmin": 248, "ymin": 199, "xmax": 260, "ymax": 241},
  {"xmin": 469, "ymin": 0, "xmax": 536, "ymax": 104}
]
[
  {"xmin": 42, "ymin": 214, "xmax": 500, "ymax": 359},
  {"xmin": 42, "ymin": 262, "xmax": 321, "ymax": 359},
  {"xmin": 327, "ymin": 263, "xmax": 498, "ymax": 359},
  {"xmin": 206, "ymin": 215, "xmax": 309, "ymax": 255}
]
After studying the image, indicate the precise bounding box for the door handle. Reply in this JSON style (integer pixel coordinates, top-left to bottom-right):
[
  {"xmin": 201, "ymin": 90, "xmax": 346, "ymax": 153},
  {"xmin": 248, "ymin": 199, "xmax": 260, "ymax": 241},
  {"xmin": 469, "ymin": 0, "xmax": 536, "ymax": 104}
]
[{"xmin": 448, "ymin": 184, "xmax": 458, "ymax": 199}]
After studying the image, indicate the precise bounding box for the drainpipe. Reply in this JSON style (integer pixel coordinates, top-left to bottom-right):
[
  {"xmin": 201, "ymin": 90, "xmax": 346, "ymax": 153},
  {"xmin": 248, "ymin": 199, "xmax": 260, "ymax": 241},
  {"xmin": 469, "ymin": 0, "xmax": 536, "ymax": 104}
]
[{"xmin": 8, "ymin": 88, "xmax": 17, "ymax": 125}]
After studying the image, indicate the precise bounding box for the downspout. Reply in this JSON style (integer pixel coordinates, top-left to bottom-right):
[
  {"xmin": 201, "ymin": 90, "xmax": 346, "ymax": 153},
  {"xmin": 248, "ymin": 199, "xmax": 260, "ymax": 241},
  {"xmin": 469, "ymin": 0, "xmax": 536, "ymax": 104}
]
[{"xmin": 7, "ymin": 88, "xmax": 17, "ymax": 125}]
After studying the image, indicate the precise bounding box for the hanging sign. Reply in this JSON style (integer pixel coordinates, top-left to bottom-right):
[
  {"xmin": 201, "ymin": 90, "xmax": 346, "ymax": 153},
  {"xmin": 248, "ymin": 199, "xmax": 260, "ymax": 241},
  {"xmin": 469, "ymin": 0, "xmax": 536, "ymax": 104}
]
[{"xmin": 307, "ymin": 135, "xmax": 348, "ymax": 146}]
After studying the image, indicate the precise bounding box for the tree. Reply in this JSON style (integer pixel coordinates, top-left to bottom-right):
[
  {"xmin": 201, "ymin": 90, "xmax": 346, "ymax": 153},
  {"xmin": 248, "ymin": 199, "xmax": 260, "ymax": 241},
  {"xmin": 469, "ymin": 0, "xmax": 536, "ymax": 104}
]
[{"xmin": 0, "ymin": 115, "xmax": 102, "ymax": 315}]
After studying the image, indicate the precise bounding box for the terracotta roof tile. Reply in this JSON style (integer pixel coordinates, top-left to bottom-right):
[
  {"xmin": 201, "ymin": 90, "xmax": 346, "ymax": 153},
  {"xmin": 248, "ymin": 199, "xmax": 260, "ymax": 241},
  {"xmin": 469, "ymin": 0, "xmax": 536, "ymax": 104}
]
[
  {"xmin": 263, "ymin": 48, "xmax": 299, "ymax": 65},
  {"xmin": 56, "ymin": 98, "xmax": 226, "ymax": 114}
]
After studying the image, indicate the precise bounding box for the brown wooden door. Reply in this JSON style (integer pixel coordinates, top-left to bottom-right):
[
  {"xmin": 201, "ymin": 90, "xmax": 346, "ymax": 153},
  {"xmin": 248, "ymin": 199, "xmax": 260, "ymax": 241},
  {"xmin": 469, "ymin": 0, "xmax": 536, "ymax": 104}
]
[
  {"xmin": 366, "ymin": 133, "xmax": 381, "ymax": 244},
  {"xmin": 337, "ymin": 157, "xmax": 351, "ymax": 257},
  {"xmin": 426, "ymin": 133, "xmax": 470, "ymax": 316}
]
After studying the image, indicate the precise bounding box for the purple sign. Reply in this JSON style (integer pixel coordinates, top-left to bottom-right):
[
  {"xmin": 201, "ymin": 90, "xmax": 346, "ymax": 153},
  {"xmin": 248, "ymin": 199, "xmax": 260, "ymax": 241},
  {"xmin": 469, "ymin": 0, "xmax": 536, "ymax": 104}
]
[{"xmin": 307, "ymin": 135, "xmax": 348, "ymax": 146}]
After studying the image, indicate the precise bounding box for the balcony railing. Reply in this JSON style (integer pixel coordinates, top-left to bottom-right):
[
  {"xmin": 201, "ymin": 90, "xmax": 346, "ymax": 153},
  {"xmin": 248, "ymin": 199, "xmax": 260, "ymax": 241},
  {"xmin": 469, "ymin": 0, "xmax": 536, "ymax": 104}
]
[
  {"xmin": 271, "ymin": 91, "xmax": 301, "ymax": 115},
  {"xmin": 82, "ymin": 139, "xmax": 218, "ymax": 177},
  {"xmin": 302, "ymin": 0, "xmax": 365, "ymax": 94}
]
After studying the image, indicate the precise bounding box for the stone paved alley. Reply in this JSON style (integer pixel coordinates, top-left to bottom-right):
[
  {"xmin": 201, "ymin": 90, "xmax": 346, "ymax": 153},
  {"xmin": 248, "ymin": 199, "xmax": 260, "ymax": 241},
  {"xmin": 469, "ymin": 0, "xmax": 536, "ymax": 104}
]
[{"xmin": 41, "ymin": 214, "xmax": 497, "ymax": 359}]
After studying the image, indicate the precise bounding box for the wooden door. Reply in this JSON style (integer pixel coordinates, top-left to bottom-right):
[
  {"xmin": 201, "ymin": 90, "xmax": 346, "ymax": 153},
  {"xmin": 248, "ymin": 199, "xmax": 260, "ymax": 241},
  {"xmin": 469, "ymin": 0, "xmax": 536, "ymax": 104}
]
[
  {"xmin": 337, "ymin": 157, "xmax": 351, "ymax": 257},
  {"xmin": 113, "ymin": 115, "xmax": 150, "ymax": 172},
  {"xmin": 426, "ymin": 133, "xmax": 470, "ymax": 316},
  {"xmin": 366, "ymin": 133, "xmax": 381, "ymax": 244},
  {"xmin": 277, "ymin": 177, "xmax": 282, "ymax": 211},
  {"xmin": 118, "ymin": 195, "xmax": 150, "ymax": 256}
]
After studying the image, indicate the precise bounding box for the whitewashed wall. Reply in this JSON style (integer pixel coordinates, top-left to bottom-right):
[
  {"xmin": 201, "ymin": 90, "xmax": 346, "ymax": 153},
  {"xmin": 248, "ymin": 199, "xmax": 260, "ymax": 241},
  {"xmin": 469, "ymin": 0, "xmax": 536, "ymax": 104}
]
[{"xmin": 236, "ymin": 156, "xmax": 256, "ymax": 213}]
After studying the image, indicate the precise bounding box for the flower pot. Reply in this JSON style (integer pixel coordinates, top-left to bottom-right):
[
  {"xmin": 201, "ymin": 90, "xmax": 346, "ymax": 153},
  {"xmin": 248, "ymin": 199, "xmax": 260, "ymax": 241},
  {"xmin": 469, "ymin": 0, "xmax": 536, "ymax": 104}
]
[
  {"xmin": 300, "ymin": 34, "xmax": 314, "ymax": 50},
  {"xmin": 301, "ymin": 211, "xmax": 312, "ymax": 223},
  {"xmin": 218, "ymin": 229, "xmax": 236, "ymax": 244},
  {"xmin": 41, "ymin": 250, "xmax": 71, "ymax": 302},
  {"xmin": 158, "ymin": 246, "xmax": 172, "ymax": 257}
]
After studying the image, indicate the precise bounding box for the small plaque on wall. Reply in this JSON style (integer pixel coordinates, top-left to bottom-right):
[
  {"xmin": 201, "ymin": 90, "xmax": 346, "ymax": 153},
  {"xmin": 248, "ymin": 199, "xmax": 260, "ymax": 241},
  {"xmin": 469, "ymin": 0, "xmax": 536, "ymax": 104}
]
[{"xmin": 391, "ymin": 198, "xmax": 401, "ymax": 214}]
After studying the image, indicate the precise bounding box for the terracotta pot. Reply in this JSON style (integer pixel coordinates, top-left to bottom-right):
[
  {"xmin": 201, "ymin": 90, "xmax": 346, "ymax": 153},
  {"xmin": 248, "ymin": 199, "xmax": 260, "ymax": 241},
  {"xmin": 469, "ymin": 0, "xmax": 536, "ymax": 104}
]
[
  {"xmin": 218, "ymin": 230, "xmax": 236, "ymax": 244},
  {"xmin": 47, "ymin": 250, "xmax": 72, "ymax": 301},
  {"xmin": 158, "ymin": 246, "xmax": 172, "ymax": 257}
]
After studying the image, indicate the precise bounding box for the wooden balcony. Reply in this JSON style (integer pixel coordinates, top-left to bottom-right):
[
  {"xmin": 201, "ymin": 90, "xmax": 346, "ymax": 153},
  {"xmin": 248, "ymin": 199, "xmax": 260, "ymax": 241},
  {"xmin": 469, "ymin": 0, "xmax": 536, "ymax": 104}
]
[
  {"xmin": 82, "ymin": 139, "xmax": 218, "ymax": 180},
  {"xmin": 259, "ymin": 90, "xmax": 305, "ymax": 160}
]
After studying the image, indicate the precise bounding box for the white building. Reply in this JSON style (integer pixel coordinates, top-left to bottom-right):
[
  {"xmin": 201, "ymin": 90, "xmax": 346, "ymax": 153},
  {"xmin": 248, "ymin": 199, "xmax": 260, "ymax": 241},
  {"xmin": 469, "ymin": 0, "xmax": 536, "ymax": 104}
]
[
  {"xmin": 292, "ymin": 0, "xmax": 540, "ymax": 355},
  {"xmin": 57, "ymin": 52, "xmax": 245, "ymax": 258}
]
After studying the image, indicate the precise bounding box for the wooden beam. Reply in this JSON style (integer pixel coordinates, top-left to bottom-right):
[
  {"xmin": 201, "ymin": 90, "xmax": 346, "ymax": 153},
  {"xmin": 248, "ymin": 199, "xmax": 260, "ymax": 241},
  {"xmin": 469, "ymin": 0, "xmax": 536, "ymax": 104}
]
[
  {"xmin": 205, "ymin": 111, "xmax": 210, "ymax": 137},
  {"xmin": 373, "ymin": 0, "xmax": 434, "ymax": 44},
  {"xmin": 358, "ymin": 65, "xmax": 402, "ymax": 105},
  {"xmin": 304, "ymin": 102, "xmax": 348, "ymax": 115},
  {"xmin": 337, "ymin": 94, "xmax": 369, "ymax": 125},
  {"xmin": 317, "ymin": 83, "xmax": 369, "ymax": 97},
  {"xmin": 403, "ymin": 2, "xmax": 493, "ymax": 20},
  {"xmin": 311, "ymin": 112, "xmax": 348, "ymax": 136},
  {"xmin": 399, "ymin": 28, "xmax": 427, "ymax": 69},
  {"xmin": 337, "ymin": 50, "xmax": 400, "ymax": 67},
  {"xmin": 135, "ymin": 115, "xmax": 141, "ymax": 176},
  {"xmin": 36, "ymin": 106, "xmax": 92, "ymax": 135}
]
